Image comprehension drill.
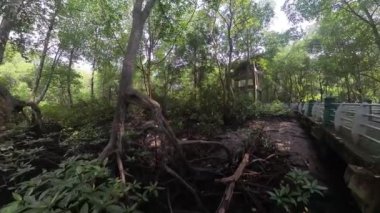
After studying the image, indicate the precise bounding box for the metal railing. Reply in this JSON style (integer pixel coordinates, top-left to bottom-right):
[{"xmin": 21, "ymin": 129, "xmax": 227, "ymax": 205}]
[
  {"xmin": 292, "ymin": 101, "xmax": 380, "ymax": 162},
  {"xmin": 312, "ymin": 102, "xmax": 324, "ymax": 122},
  {"xmin": 334, "ymin": 103, "xmax": 380, "ymax": 145}
]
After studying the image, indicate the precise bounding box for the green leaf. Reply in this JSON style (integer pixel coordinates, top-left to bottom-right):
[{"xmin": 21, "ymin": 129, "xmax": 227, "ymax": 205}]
[
  {"xmin": 12, "ymin": 193, "xmax": 22, "ymax": 201},
  {"xmin": 267, "ymin": 191, "xmax": 275, "ymax": 197},
  {"xmin": 0, "ymin": 201, "xmax": 20, "ymax": 213},
  {"xmin": 80, "ymin": 202, "xmax": 89, "ymax": 213},
  {"xmin": 38, "ymin": 190, "xmax": 49, "ymax": 201},
  {"xmin": 106, "ymin": 205, "xmax": 125, "ymax": 213}
]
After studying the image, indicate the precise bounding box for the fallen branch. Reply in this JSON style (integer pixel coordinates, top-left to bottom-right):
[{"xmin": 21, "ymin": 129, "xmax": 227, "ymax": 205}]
[
  {"xmin": 216, "ymin": 153, "xmax": 249, "ymax": 213},
  {"xmin": 249, "ymin": 153, "xmax": 276, "ymax": 165},
  {"xmin": 215, "ymin": 129, "xmax": 264, "ymax": 213}
]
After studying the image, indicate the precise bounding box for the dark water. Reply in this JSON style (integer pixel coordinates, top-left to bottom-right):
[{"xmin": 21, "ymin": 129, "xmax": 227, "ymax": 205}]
[{"xmin": 305, "ymin": 132, "xmax": 361, "ymax": 213}]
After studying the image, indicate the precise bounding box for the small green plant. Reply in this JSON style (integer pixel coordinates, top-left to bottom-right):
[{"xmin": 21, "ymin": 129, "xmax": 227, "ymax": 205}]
[
  {"xmin": 0, "ymin": 158, "xmax": 159, "ymax": 213},
  {"xmin": 268, "ymin": 168, "xmax": 327, "ymax": 212}
]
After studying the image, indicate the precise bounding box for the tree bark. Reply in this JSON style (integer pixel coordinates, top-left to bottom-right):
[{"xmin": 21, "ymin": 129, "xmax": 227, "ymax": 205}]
[
  {"xmin": 35, "ymin": 48, "xmax": 62, "ymax": 104},
  {"xmin": 99, "ymin": 0, "xmax": 157, "ymax": 180},
  {"xmin": 224, "ymin": 0, "xmax": 234, "ymax": 112},
  {"xmin": 67, "ymin": 48, "xmax": 75, "ymax": 107},
  {"xmin": 192, "ymin": 47, "xmax": 198, "ymax": 100},
  {"xmin": 0, "ymin": 0, "xmax": 23, "ymax": 64},
  {"xmin": 146, "ymin": 20, "xmax": 154, "ymax": 98},
  {"xmin": 0, "ymin": 17, "xmax": 12, "ymax": 64},
  {"xmin": 32, "ymin": 1, "xmax": 60, "ymax": 102},
  {"xmin": 91, "ymin": 58, "xmax": 96, "ymax": 100}
]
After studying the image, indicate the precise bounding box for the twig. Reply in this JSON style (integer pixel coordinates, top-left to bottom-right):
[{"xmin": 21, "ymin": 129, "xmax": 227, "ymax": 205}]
[
  {"xmin": 216, "ymin": 154, "xmax": 250, "ymax": 184},
  {"xmin": 215, "ymin": 129, "xmax": 264, "ymax": 213},
  {"xmin": 167, "ymin": 190, "xmax": 173, "ymax": 213},
  {"xmin": 216, "ymin": 154, "xmax": 250, "ymax": 213},
  {"xmin": 249, "ymin": 153, "xmax": 276, "ymax": 165}
]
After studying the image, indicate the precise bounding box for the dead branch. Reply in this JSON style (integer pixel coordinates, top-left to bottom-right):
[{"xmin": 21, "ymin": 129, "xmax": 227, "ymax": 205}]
[
  {"xmin": 215, "ymin": 129, "xmax": 264, "ymax": 213},
  {"xmin": 216, "ymin": 154, "xmax": 249, "ymax": 213},
  {"xmin": 249, "ymin": 154, "xmax": 276, "ymax": 165}
]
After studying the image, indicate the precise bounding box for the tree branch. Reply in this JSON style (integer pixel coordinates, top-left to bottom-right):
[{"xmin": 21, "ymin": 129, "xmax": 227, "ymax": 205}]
[
  {"xmin": 341, "ymin": 0, "xmax": 371, "ymax": 25},
  {"xmin": 142, "ymin": 0, "xmax": 157, "ymax": 19}
]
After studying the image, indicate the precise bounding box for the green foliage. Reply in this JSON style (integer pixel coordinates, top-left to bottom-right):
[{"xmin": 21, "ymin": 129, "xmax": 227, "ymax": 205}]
[
  {"xmin": 0, "ymin": 158, "xmax": 159, "ymax": 213},
  {"xmin": 228, "ymin": 94, "xmax": 256, "ymax": 122},
  {"xmin": 168, "ymin": 86, "xmax": 224, "ymax": 136},
  {"xmin": 41, "ymin": 101, "xmax": 114, "ymax": 128},
  {"xmin": 0, "ymin": 45, "xmax": 34, "ymax": 100},
  {"xmin": 229, "ymin": 97, "xmax": 290, "ymax": 123},
  {"xmin": 0, "ymin": 132, "xmax": 49, "ymax": 185},
  {"xmin": 268, "ymin": 168, "xmax": 327, "ymax": 212},
  {"xmin": 278, "ymin": 0, "xmax": 380, "ymax": 102},
  {"xmin": 254, "ymin": 100, "xmax": 291, "ymax": 117}
]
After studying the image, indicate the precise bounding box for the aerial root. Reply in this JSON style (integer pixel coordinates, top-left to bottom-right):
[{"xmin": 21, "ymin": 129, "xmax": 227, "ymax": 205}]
[{"xmin": 163, "ymin": 164, "xmax": 209, "ymax": 213}]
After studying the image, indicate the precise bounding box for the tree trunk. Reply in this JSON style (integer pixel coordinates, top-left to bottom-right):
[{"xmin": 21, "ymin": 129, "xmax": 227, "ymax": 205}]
[
  {"xmin": 32, "ymin": 2, "xmax": 60, "ymax": 102},
  {"xmin": 0, "ymin": 17, "xmax": 12, "ymax": 64},
  {"xmin": 192, "ymin": 47, "xmax": 198, "ymax": 100},
  {"xmin": 251, "ymin": 64, "xmax": 256, "ymax": 102},
  {"xmin": 344, "ymin": 75, "xmax": 352, "ymax": 102},
  {"xmin": 0, "ymin": 0, "xmax": 23, "ymax": 64},
  {"xmin": 67, "ymin": 48, "xmax": 75, "ymax": 107},
  {"xmin": 108, "ymin": 86, "xmax": 112, "ymax": 103},
  {"xmin": 99, "ymin": 0, "xmax": 156, "ymax": 160},
  {"xmin": 35, "ymin": 48, "xmax": 62, "ymax": 104},
  {"xmin": 100, "ymin": 0, "xmax": 192, "ymax": 185},
  {"xmin": 146, "ymin": 20, "xmax": 154, "ymax": 98},
  {"xmin": 224, "ymin": 0, "xmax": 234, "ymax": 111},
  {"xmin": 91, "ymin": 58, "xmax": 96, "ymax": 100}
]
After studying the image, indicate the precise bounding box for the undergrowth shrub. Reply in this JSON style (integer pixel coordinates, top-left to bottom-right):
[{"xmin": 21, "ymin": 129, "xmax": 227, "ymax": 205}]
[
  {"xmin": 166, "ymin": 89, "xmax": 290, "ymax": 136},
  {"xmin": 41, "ymin": 100, "xmax": 114, "ymax": 128},
  {"xmin": 268, "ymin": 168, "xmax": 327, "ymax": 212},
  {"xmin": 167, "ymin": 85, "xmax": 224, "ymax": 136},
  {"xmin": 228, "ymin": 93, "xmax": 256, "ymax": 123},
  {"xmin": 254, "ymin": 100, "xmax": 290, "ymax": 116},
  {"xmin": 0, "ymin": 158, "xmax": 159, "ymax": 213}
]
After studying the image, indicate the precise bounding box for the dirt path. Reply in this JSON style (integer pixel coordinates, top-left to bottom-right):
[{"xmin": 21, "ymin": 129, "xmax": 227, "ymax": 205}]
[
  {"xmin": 251, "ymin": 118, "xmax": 326, "ymax": 177},
  {"xmin": 248, "ymin": 117, "xmax": 360, "ymax": 213}
]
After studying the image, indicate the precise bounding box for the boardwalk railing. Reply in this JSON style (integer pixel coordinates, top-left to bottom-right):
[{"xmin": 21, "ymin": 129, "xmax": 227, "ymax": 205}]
[{"xmin": 294, "ymin": 101, "xmax": 380, "ymax": 162}]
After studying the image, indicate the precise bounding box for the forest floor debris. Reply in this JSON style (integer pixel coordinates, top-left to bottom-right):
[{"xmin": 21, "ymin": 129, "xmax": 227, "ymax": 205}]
[{"xmin": 0, "ymin": 114, "xmax": 360, "ymax": 212}]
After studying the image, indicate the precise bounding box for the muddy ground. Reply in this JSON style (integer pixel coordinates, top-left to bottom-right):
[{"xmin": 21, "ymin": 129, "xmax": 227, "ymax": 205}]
[
  {"xmin": 0, "ymin": 116, "xmax": 361, "ymax": 213},
  {"xmin": 249, "ymin": 117, "xmax": 360, "ymax": 213}
]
